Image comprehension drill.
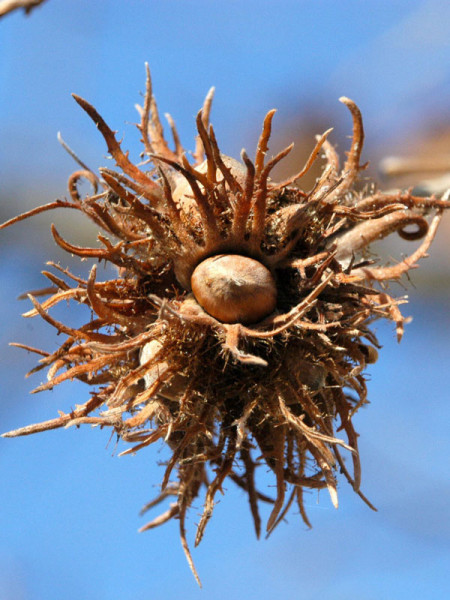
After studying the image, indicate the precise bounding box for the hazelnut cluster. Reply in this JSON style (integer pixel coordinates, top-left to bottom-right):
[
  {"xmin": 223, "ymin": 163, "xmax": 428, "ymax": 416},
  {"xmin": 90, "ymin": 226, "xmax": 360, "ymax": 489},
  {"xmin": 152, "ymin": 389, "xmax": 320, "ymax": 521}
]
[{"xmin": 2, "ymin": 66, "xmax": 448, "ymax": 583}]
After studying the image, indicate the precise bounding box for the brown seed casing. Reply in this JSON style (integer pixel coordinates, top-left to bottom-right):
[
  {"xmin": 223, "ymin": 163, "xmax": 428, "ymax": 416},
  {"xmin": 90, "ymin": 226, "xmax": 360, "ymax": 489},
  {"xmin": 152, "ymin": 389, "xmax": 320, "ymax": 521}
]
[{"xmin": 191, "ymin": 254, "xmax": 277, "ymax": 324}]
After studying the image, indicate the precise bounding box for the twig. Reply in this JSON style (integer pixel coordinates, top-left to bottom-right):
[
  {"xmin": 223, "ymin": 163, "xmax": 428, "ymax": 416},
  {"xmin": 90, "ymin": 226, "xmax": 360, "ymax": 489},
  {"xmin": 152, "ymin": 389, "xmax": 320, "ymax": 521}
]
[{"xmin": 0, "ymin": 0, "xmax": 48, "ymax": 18}]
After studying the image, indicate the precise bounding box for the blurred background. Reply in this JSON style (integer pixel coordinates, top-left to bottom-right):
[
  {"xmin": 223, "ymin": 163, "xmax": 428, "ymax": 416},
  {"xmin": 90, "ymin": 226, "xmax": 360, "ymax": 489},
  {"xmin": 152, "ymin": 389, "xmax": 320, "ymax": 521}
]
[{"xmin": 1, "ymin": 1, "xmax": 449, "ymax": 598}]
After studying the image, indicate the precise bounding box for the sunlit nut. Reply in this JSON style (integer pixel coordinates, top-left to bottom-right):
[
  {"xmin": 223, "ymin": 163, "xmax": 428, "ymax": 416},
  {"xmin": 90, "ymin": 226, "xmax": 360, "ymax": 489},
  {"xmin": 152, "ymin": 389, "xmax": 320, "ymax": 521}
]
[
  {"xmin": 191, "ymin": 254, "xmax": 277, "ymax": 324},
  {"xmin": 172, "ymin": 155, "xmax": 247, "ymax": 221}
]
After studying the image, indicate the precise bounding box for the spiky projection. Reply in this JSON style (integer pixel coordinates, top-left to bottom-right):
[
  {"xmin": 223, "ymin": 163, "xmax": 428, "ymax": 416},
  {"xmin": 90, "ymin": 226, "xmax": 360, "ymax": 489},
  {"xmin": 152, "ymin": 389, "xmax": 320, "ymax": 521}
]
[{"xmin": 2, "ymin": 65, "xmax": 449, "ymax": 584}]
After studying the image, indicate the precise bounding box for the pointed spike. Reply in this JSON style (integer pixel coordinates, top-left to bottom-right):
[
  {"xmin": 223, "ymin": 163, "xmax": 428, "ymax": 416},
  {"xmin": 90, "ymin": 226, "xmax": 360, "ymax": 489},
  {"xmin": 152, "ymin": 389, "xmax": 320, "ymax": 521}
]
[
  {"xmin": 272, "ymin": 128, "xmax": 334, "ymax": 190},
  {"xmin": 339, "ymin": 96, "xmax": 365, "ymax": 175},
  {"xmin": 255, "ymin": 109, "xmax": 277, "ymax": 176}
]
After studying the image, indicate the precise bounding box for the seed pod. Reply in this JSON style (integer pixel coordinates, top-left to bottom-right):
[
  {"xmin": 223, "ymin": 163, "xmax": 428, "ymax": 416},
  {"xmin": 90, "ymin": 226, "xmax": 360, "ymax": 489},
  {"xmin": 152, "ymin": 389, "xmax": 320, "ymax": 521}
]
[
  {"xmin": 3, "ymin": 67, "xmax": 449, "ymax": 586},
  {"xmin": 191, "ymin": 254, "xmax": 277, "ymax": 324}
]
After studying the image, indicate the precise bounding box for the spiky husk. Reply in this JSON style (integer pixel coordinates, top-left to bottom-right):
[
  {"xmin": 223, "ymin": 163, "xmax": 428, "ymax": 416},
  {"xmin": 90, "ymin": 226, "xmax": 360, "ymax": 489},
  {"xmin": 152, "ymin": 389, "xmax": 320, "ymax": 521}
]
[{"xmin": 2, "ymin": 66, "xmax": 449, "ymax": 584}]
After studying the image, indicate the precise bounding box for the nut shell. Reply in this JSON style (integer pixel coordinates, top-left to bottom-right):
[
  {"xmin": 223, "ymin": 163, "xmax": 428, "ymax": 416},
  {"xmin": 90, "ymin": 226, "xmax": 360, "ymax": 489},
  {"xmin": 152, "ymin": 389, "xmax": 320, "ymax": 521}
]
[{"xmin": 191, "ymin": 254, "xmax": 277, "ymax": 324}]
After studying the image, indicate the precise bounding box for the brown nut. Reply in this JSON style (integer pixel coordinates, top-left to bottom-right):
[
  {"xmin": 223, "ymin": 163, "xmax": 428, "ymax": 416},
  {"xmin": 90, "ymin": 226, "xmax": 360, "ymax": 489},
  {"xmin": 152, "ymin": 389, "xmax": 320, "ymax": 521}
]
[{"xmin": 191, "ymin": 254, "xmax": 277, "ymax": 324}]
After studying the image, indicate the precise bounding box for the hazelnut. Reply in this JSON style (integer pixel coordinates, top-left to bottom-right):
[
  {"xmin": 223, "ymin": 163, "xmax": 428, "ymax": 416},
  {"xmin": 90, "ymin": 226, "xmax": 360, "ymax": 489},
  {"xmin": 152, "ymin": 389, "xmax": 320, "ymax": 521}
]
[{"xmin": 191, "ymin": 254, "xmax": 277, "ymax": 324}]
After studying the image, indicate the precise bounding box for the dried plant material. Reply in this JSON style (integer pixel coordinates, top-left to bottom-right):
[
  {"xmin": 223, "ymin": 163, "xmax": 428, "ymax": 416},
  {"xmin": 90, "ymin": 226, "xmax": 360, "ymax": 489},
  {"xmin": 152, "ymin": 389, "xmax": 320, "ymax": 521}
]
[
  {"xmin": 2, "ymin": 65, "xmax": 449, "ymax": 585},
  {"xmin": 0, "ymin": 0, "xmax": 48, "ymax": 18}
]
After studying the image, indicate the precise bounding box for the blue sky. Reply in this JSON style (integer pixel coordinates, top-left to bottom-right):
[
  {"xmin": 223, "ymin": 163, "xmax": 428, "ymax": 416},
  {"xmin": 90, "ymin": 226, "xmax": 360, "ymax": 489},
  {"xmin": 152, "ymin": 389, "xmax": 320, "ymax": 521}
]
[{"xmin": 1, "ymin": 2, "xmax": 450, "ymax": 599}]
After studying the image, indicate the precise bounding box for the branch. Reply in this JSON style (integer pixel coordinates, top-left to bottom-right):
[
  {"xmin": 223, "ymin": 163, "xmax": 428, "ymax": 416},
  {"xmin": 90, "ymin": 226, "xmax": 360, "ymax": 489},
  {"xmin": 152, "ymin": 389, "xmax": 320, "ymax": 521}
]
[{"xmin": 0, "ymin": 0, "xmax": 48, "ymax": 18}]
